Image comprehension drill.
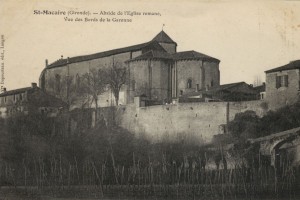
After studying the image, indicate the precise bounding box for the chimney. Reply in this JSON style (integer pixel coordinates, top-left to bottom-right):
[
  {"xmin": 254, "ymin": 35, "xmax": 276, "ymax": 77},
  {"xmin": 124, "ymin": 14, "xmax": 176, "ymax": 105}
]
[
  {"xmin": 31, "ymin": 83, "xmax": 37, "ymax": 88},
  {"xmin": 196, "ymin": 84, "xmax": 199, "ymax": 92},
  {"xmin": 45, "ymin": 59, "xmax": 48, "ymax": 68},
  {"xmin": 67, "ymin": 57, "xmax": 70, "ymax": 63}
]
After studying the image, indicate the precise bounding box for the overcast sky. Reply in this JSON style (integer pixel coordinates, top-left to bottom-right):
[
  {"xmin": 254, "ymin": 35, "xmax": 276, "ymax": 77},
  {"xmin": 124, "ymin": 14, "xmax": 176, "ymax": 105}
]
[{"xmin": 1, "ymin": 0, "xmax": 300, "ymax": 90}]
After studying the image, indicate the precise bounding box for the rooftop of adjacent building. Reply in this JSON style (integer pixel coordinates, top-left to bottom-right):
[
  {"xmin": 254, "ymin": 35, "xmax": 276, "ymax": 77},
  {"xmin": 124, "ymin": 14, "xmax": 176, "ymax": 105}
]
[
  {"xmin": 0, "ymin": 83, "xmax": 38, "ymax": 97},
  {"xmin": 0, "ymin": 83, "xmax": 66, "ymax": 108},
  {"xmin": 265, "ymin": 60, "xmax": 300, "ymax": 73},
  {"xmin": 181, "ymin": 81, "xmax": 258, "ymax": 98},
  {"xmin": 47, "ymin": 30, "xmax": 219, "ymax": 69}
]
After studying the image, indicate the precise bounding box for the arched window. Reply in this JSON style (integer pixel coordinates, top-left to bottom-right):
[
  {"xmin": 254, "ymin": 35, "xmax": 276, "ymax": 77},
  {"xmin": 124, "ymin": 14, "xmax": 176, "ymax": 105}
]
[
  {"xmin": 132, "ymin": 80, "xmax": 136, "ymax": 91},
  {"xmin": 76, "ymin": 74, "xmax": 80, "ymax": 90},
  {"xmin": 55, "ymin": 74, "xmax": 61, "ymax": 93},
  {"xmin": 187, "ymin": 79, "xmax": 192, "ymax": 89},
  {"xmin": 211, "ymin": 80, "xmax": 214, "ymax": 87}
]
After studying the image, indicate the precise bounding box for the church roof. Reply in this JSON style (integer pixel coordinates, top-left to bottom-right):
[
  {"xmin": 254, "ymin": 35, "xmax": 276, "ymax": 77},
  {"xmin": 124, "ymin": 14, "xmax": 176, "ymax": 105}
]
[
  {"xmin": 127, "ymin": 50, "xmax": 173, "ymax": 62},
  {"xmin": 152, "ymin": 30, "xmax": 177, "ymax": 45},
  {"xmin": 126, "ymin": 50, "xmax": 220, "ymax": 63},
  {"xmin": 47, "ymin": 31, "xmax": 220, "ymax": 68},
  {"xmin": 265, "ymin": 60, "xmax": 300, "ymax": 73},
  {"xmin": 47, "ymin": 41, "xmax": 164, "ymax": 69},
  {"xmin": 172, "ymin": 51, "xmax": 220, "ymax": 62}
]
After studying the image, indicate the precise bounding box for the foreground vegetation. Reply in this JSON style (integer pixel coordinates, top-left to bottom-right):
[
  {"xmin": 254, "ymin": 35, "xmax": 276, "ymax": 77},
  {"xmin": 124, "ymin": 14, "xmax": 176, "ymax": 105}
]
[{"xmin": 0, "ymin": 102, "xmax": 300, "ymax": 199}]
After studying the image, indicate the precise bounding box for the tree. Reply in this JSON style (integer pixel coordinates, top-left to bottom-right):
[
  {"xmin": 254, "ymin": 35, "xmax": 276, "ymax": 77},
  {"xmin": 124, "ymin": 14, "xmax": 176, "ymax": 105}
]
[
  {"xmin": 47, "ymin": 75, "xmax": 81, "ymax": 110},
  {"xmin": 253, "ymin": 75, "xmax": 262, "ymax": 87},
  {"xmin": 105, "ymin": 60, "xmax": 127, "ymax": 106},
  {"xmin": 227, "ymin": 110, "xmax": 260, "ymax": 139},
  {"xmin": 81, "ymin": 68, "xmax": 107, "ymax": 122}
]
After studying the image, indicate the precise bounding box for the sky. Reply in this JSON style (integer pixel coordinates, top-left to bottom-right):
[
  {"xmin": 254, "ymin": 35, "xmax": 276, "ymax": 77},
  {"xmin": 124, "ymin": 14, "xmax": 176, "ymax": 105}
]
[{"xmin": 0, "ymin": 0, "xmax": 300, "ymax": 90}]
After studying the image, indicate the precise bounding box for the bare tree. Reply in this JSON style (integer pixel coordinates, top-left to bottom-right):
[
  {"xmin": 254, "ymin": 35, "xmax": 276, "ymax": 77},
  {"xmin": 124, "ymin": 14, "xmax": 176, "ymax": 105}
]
[
  {"xmin": 47, "ymin": 75, "xmax": 80, "ymax": 110},
  {"xmin": 253, "ymin": 75, "xmax": 262, "ymax": 87},
  {"xmin": 81, "ymin": 68, "xmax": 107, "ymax": 122},
  {"xmin": 105, "ymin": 61, "xmax": 127, "ymax": 106}
]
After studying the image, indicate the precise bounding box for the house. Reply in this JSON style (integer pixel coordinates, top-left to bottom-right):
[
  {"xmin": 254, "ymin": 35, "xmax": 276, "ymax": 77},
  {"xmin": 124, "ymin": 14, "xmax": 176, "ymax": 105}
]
[
  {"xmin": 0, "ymin": 83, "xmax": 66, "ymax": 118},
  {"xmin": 179, "ymin": 82, "xmax": 258, "ymax": 102},
  {"xmin": 265, "ymin": 60, "xmax": 300, "ymax": 110},
  {"xmin": 254, "ymin": 82, "xmax": 266, "ymax": 100},
  {"xmin": 39, "ymin": 30, "xmax": 220, "ymax": 108}
]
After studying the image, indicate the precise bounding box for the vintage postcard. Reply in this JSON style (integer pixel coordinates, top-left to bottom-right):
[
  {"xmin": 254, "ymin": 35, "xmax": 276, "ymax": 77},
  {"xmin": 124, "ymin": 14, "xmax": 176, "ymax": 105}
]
[{"xmin": 0, "ymin": 0, "xmax": 300, "ymax": 199}]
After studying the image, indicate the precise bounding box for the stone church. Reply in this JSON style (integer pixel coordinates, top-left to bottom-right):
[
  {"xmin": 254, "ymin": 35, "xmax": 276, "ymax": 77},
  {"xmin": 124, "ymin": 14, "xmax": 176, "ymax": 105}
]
[{"xmin": 39, "ymin": 31, "xmax": 220, "ymax": 108}]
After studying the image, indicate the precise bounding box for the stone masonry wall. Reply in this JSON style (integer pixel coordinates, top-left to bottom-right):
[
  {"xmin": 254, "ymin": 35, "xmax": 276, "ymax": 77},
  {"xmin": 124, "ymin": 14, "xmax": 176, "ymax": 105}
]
[{"xmin": 103, "ymin": 100, "xmax": 267, "ymax": 144}]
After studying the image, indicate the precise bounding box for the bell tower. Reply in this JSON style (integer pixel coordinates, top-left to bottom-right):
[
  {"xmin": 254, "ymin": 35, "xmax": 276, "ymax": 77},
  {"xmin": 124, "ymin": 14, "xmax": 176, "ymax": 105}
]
[{"xmin": 152, "ymin": 30, "xmax": 177, "ymax": 54}]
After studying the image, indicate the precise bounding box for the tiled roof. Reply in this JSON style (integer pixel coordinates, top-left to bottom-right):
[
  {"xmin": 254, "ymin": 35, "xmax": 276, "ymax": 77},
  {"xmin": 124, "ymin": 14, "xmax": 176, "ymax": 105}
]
[
  {"xmin": 181, "ymin": 82, "xmax": 256, "ymax": 98},
  {"xmin": 0, "ymin": 86, "xmax": 66, "ymax": 107},
  {"xmin": 207, "ymin": 82, "xmax": 256, "ymax": 94},
  {"xmin": 152, "ymin": 30, "xmax": 177, "ymax": 45},
  {"xmin": 0, "ymin": 87, "xmax": 33, "ymax": 97},
  {"xmin": 47, "ymin": 41, "xmax": 163, "ymax": 69},
  {"xmin": 265, "ymin": 60, "xmax": 300, "ymax": 73},
  {"xmin": 172, "ymin": 51, "xmax": 220, "ymax": 62},
  {"xmin": 126, "ymin": 50, "xmax": 173, "ymax": 62},
  {"xmin": 127, "ymin": 50, "xmax": 220, "ymax": 63},
  {"xmin": 215, "ymin": 82, "xmax": 246, "ymax": 91}
]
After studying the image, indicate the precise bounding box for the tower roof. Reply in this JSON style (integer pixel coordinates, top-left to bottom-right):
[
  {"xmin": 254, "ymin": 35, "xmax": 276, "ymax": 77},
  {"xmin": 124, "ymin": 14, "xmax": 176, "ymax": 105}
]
[{"xmin": 152, "ymin": 30, "xmax": 177, "ymax": 45}]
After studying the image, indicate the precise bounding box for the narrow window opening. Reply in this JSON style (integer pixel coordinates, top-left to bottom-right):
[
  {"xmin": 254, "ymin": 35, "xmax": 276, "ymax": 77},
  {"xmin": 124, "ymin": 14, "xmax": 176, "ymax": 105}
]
[{"xmin": 187, "ymin": 79, "xmax": 192, "ymax": 89}]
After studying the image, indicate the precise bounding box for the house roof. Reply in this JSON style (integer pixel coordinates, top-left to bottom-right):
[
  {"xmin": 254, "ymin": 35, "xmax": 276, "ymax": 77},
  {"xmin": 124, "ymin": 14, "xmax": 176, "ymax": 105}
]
[
  {"xmin": 172, "ymin": 51, "xmax": 220, "ymax": 62},
  {"xmin": 215, "ymin": 82, "xmax": 247, "ymax": 91},
  {"xmin": 181, "ymin": 82, "xmax": 256, "ymax": 98},
  {"xmin": 152, "ymin": 30, "xmax": 177, "ymax": 45},
  {"xmin": 47, "ymin": 41, "xmax": 163, "ymax": 69},
  {"xmin": 265, "ymin": 60, "xmax": 300, "ymax": 73},
  {"xmin": 0, "ymin": 86, "xmax": 67, "ymax": 108},
  {"xmin": 0, "ymin": 87, "xmax": 34, "ymax": 97},
  {"xmin": 208, "ymin": 82, "xmax": 257, "ymax": 94}
]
